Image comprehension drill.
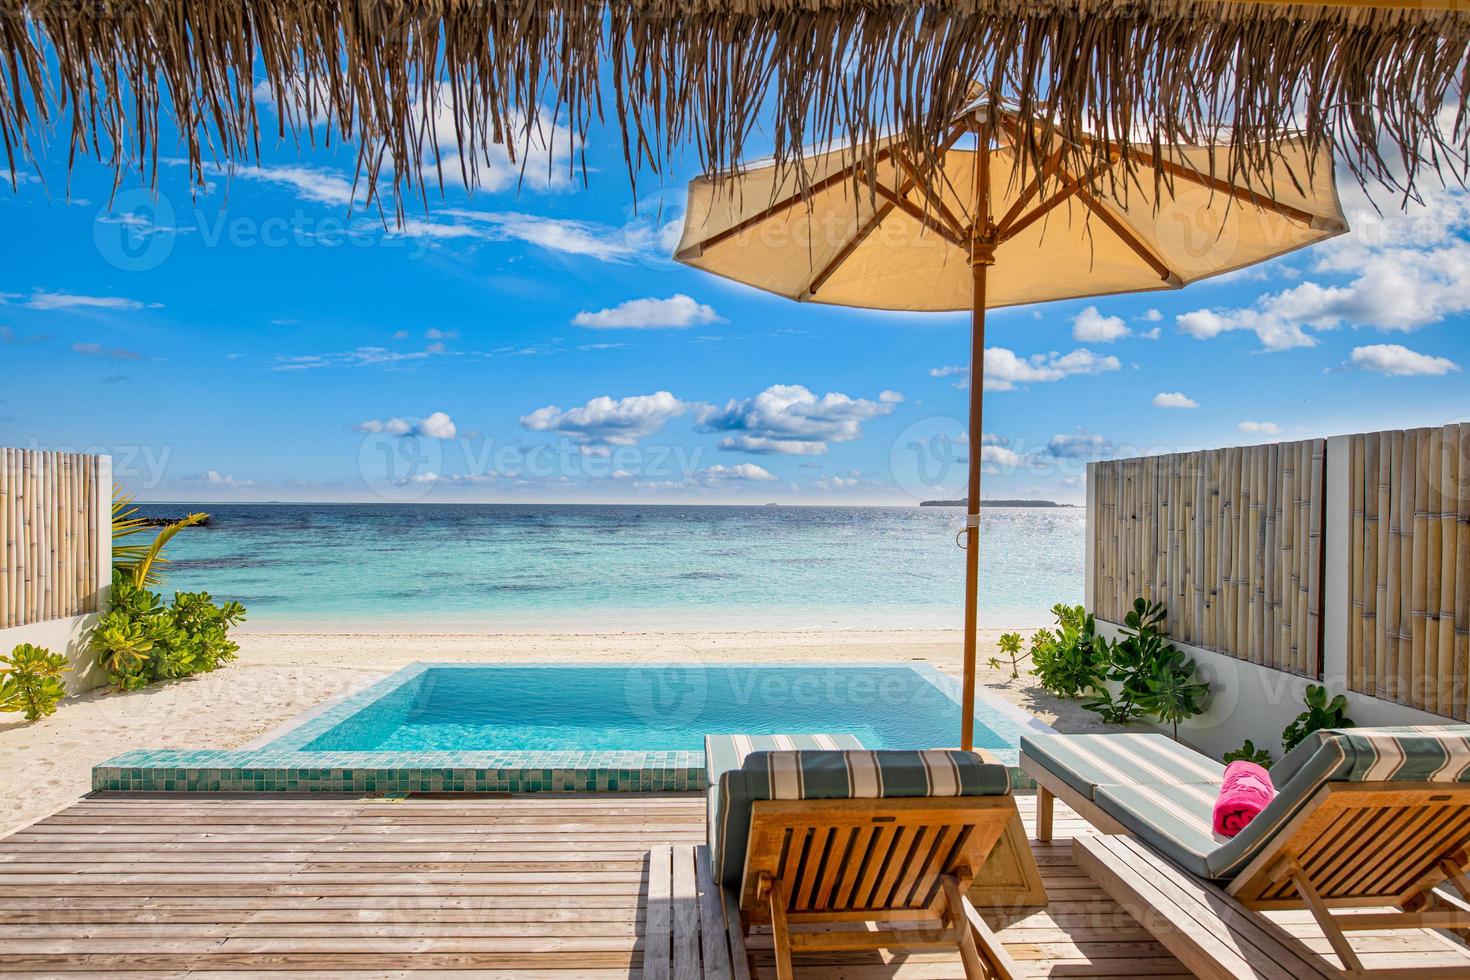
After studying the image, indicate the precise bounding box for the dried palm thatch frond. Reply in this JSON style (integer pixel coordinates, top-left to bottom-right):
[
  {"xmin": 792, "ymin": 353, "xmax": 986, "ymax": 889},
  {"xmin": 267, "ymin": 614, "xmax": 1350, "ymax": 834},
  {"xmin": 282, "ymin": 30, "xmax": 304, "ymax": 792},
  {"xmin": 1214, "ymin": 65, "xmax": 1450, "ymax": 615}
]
[{"xmin": 0, "ymin": 0, "xmax": 1466, "ymax": 213}]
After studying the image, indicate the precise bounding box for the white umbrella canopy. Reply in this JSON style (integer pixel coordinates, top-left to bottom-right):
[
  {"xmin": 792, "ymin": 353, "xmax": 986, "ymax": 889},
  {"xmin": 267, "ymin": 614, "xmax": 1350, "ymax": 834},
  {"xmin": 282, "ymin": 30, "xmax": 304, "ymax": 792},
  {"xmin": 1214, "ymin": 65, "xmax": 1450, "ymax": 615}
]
[
  {"xmin": 676, "ymin": 115, "xmax": 1347, "ymax": 311},
  {"xmin": 675, "ymin": 98, "xmax": 1348, "ymax": 750}
]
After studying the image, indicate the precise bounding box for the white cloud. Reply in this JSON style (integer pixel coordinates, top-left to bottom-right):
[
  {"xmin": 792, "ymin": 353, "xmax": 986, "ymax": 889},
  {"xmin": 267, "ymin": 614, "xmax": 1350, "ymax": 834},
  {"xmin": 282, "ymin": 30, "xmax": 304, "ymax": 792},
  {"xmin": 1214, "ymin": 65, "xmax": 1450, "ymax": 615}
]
[
  {"xmin": 929, "ymin": 349, "xmax": 1120, "ymax": 391},
  {"xmin": 1350, "ymin": 344, "xmax": 1460, "ymax": 377},
  {"xmin": 72, "ymin": 342, "xmax": 145, "ymax": 361},
  {"xmin": 1239, "ymin": 421, "xmax": 1281, "ymax": 434},
  {"xmin": 878, "ymin": 390, "xmax": 904, "ymax": 403},
  {"xmin": 699, "ymin": 384, "xmax": 898, "ymax": 455},
  {"xmin": 9, "ymin": 291, "xmax": 158, "ymax": 312},
  {"xmin": 521, "ymin": 391, "xmax": 691, "ymax": 446},
  {"xmin": 1142, "ymin": 309, "xmax": 1163, "ymax": 322},
  {"xmin": 1071, "ymin": 306, "xmax": 1130, "ymax": 343},
  {"xmin": 414, "ymin": 411, "xmax": 458, "ymax": 439},
  {"xmin": 232, "ymin": 164, "xmax": 361, "ymax": 206},
  {"xmin": 981, "ymin": 445, "xmax": 1027, "ymax": 468},
  {"xmin": 274, "ymin": 344, "xmax": 448, "ymax": 371},
  {"xmin": 573, "ymin": 295, "xmax": 722, "ymax": 329},
  {"xmin": 425, "ymin": 328, "xmax": 458, "ymax": 340},
  {"xmin": 190, "ymin": 470, "xmax": 255, "ymax": 489},
  {"xmin": 426, "ymin": 210, "xmax": 641, "ymax": 262},
  {"xmin": 983, "ymin": 347, "xmax": 1122, "ymax": 391},
  {"xmin": 1047, "ymin": 428, "xmax": 1115, "ymax": 459},
  {"xmin": 1152, "ymin": 391, "xmax": 1199, "ymax": 409},
  {"xmin": 701, "ymin": 463, "xmax": 777, "ymax": 482},
  {"xmin": 355, "ymin": 412, "xmax": 458, "ymax": 439},
  {"xmin": 1175, "ymin": 181, "xmax": 1470, "ymax": 351}
]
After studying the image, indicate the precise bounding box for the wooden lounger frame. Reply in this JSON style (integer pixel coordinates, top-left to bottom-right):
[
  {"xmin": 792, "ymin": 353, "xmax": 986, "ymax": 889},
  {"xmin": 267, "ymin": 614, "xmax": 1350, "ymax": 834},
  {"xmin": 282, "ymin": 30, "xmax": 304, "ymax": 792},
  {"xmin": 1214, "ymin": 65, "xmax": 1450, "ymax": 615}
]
[
  {"xmin": 1224, "ymin": 782, "xmax": 1470, "ymax": 978},
  {"xmin": 1063, "ymin": 773, "xmax": 1470, "ymax": 979},
  {"xmin": 734, "ymin": 796, "xmax": 1022, "ymax": 980}
]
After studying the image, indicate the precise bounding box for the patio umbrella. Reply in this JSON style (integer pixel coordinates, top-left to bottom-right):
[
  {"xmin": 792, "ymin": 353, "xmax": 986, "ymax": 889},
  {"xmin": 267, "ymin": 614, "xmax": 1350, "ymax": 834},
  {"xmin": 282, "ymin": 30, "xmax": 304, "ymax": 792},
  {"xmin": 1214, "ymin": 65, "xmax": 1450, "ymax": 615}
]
[{"xmin": 675, "ymin": 95, "xmax": 1348, "ymax": 750}]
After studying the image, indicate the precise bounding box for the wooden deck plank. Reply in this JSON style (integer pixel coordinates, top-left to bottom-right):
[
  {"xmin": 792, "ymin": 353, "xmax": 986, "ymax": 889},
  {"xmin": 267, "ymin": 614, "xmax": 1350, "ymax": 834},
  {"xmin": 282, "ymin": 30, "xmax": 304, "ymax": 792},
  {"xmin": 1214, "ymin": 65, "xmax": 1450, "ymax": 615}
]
[{"xmin": 3, "ymin": 791, "xmax": 1453, "ymax": 978}]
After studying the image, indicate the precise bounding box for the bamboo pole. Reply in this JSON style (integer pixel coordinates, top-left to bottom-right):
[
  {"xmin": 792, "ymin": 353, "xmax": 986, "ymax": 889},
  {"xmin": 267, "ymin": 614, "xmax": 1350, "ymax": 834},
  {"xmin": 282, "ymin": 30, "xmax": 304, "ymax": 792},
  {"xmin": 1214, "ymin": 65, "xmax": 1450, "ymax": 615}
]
[
  {"xmin": 1362, "ymin": 434, "xmax": 1379, "ymax": 698},
  {"xmin": 1350, "ymin": 435, "xmax": 1365, "ymax": 691},
  {"xmin": 0, "ymin": 448, "xmax": 8, "ymax": 629},
  {"xmin": 1439, "ymin": 425, "xmax": 1458, "ymax": 717},
  {"xmin": 1410, "ymin": 428, "xmax": 1429, "ymax": 710},
  {"xmin": 1307, "ymin": 440, "xmax": 1325, "ymax": 678},
  {"xmin": 1375, "ymin": 432, "xmax": 1391, "ymax": 700},
  {"xmin": 1456, "ymin": 424, "xmax": 1470, "ymax": 720}
]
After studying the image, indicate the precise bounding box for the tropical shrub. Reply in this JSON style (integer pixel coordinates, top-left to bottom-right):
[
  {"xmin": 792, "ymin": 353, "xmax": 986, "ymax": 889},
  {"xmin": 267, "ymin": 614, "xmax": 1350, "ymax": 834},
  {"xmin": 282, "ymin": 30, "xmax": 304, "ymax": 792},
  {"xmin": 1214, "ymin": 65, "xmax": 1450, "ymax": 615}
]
[
  {"xmin": 0, "ymin": 643, "xmax": 70, "ymax": 721},
  {"xmin": 92, "ymin": 571, "xmax": 245, "ymax": 690},
  {"xmin": 1281, "ymin": 684, "xmax": 1354, "ymax": 753},
  {"xmin": 1030, "ymin": 604, "xmax": 1108, "ymax": 698},
  {"xmin": 1083, "ymin": 598, "xmax": 1209, "ymax": 737},
  {"xmin": 1224, "ymin": 739, "xmax": 1274, "ymax": 768}
]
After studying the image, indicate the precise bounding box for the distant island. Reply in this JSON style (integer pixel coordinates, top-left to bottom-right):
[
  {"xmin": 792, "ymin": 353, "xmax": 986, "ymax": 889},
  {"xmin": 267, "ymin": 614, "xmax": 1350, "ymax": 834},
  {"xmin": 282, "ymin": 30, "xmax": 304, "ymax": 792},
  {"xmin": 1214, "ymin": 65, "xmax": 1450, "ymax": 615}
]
[{"xmin": 919, "ymin": 498, "xmax": 1076, "ymax": 508}]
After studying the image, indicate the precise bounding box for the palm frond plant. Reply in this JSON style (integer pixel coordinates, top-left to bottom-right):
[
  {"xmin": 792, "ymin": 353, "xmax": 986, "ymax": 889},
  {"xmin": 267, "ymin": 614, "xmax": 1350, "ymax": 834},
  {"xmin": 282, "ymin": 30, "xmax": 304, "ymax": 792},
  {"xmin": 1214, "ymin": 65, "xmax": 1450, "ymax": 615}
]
[{"xmin": 111, "ymin": 484, "xmax": 208, "ymax": 587}]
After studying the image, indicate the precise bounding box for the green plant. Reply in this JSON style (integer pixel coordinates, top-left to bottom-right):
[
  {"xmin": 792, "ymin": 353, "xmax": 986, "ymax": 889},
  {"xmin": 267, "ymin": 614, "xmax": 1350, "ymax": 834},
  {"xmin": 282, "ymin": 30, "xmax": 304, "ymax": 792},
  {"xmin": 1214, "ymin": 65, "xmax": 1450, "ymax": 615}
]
[
  {"xmin": 1082, "ymin": 598, "xmax": 1209, "ymax": 737},
  {"xmin": 1030, "ymin": 604, "xmax": 1108, "ymax": 698},
  {"xmin": 988, "ymin": 631, "xmax": 1029, "ymax": 680},
  {"xmin": 1134, "ymin": 648, "xmax": 1210, "ymax": 740},
  {"xmin": 1223, "ymin": 739, "xmax": 1274, "ymax": 768},
  {"xmin": 0, "ymin": 643, "xmax": 70, "ymax": 721},
  {"xmin": 110, "ymin": 485, "xmax": 208, "ymax": 587},
  {"xmin": 1281, "ymin": 684, "xmax": 1354, "ymax": 753},
  {"xmin": 91, "ymin": 571, "xmax": 246, "ymax": 690}
]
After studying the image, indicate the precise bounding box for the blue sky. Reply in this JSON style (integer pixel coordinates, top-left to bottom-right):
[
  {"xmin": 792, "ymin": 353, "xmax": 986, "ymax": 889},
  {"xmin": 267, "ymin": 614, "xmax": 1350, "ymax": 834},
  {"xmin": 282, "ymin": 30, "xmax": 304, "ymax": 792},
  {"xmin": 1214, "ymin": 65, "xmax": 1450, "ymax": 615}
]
[{"xmin": 1, "ymin": 96, "xmax": 1466, "ymax": 505}]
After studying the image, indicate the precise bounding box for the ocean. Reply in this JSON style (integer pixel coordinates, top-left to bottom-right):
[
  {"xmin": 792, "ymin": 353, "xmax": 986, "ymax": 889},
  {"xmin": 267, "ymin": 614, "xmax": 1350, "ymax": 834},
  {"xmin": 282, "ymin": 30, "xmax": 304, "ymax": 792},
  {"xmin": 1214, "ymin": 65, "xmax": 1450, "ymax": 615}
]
[{"xmin": 133, "ymin": 503, "xmax": 1085, "ymax": 632}]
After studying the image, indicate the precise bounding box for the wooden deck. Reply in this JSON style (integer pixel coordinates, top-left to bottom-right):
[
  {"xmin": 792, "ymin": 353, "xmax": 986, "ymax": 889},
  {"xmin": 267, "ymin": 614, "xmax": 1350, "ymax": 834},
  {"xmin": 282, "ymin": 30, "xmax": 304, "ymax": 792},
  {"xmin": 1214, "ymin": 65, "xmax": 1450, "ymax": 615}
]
[
  {"xmin": 0, "ymin": 791, "xmax": 1455, "ymax": 978},
  {"xmin": 0, "ymin": 793, "xmax": 1179, "ymax": 978}
]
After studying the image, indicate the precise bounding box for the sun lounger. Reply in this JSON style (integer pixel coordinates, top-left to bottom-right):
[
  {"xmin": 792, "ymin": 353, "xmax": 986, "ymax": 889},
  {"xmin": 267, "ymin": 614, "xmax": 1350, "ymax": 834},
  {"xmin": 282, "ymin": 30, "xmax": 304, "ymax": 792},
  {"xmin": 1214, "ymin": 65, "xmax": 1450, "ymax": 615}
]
[
  {"xmin": 703, "ymin": 734, "xmax": 1025, "ymax": 979},
  {"xmin": 1024, "ymin": 726, "xmax": 1470, "ymax": 979}
]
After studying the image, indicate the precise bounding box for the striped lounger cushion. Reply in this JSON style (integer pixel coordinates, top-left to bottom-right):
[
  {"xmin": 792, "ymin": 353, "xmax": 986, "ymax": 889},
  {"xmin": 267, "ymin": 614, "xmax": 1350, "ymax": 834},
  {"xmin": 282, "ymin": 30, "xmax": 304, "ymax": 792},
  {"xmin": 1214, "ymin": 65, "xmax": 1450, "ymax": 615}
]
[
  {"xmin": 708, "ymin": 745, "xmax": 1012, "ymax": 891},
  {"xmin": 1032, "ymin": 727, "xmax": 1470, "ymax": 880},
  {"xmin": 1021, "ymin": 732, "xmax": 1226, "ymax": 799},
  {"xmin": 704, "ymin": 734, "xmax": 865, "ymax": 851},
  {"xmin": 1206, "ymin": 725, "xmax": 1470, "ymax": 879}
]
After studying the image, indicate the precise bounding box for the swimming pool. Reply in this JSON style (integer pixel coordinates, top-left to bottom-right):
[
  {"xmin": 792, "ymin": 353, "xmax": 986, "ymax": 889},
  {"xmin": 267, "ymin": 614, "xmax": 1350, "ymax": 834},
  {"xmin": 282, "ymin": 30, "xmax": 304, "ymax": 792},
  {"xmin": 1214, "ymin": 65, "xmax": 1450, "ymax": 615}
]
[
  {"xmin": 93, "ymin": 663, "xmax": 1055, "ymax": 795},
  {"xmin": 302, "ymin": 664, "xmax": 1011, "ymax": 753}
]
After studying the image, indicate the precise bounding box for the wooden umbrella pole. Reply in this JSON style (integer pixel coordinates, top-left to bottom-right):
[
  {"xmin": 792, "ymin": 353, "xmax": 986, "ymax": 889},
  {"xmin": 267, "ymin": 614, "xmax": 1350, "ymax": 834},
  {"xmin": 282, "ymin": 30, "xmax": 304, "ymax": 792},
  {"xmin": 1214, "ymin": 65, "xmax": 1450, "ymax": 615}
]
[
  {"xmin": 961, "ymin": 122, "xmax": 995, "ymax": 752},
  {"xmin": 961, "ymin": 256, "xmax": 989, "ymax": 751}
]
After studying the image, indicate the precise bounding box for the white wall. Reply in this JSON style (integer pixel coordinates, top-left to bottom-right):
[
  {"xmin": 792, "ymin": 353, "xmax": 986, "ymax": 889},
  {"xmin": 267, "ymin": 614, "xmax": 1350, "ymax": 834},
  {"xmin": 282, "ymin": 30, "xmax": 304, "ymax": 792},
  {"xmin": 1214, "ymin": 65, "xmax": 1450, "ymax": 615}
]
[
  {"xmin": 0, "ymin": 456, "xmax": 111, "ymax": 695},
  {"xmin": 1090, "ymin": 435, "xmax": 1459, "ymax": 763}
]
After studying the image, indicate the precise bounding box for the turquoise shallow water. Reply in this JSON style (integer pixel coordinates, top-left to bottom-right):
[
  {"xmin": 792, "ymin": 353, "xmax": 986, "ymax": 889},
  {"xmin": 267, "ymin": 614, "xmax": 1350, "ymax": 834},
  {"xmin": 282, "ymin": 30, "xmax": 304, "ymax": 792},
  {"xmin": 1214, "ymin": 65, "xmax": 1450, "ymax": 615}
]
[
  {"xmin": 136, "ymin": 503, "xmax": 1084, "ymax": 629},
  {"xmin": 297, "ymin": 664, "xmax": 1014, "ymax": 753}
]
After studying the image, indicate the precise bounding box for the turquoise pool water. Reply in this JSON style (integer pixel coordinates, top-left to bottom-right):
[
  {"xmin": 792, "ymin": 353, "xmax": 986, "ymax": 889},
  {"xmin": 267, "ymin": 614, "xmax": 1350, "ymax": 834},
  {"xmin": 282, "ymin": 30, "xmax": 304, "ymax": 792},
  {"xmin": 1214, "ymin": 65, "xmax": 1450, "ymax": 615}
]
[
  {"xmin": 94, "ymin": 663, "xmax": 1056, "ymax": 795},
  {"xmin": 298, "ymin": 664, "xmax": 1013, "ymax": 753}
]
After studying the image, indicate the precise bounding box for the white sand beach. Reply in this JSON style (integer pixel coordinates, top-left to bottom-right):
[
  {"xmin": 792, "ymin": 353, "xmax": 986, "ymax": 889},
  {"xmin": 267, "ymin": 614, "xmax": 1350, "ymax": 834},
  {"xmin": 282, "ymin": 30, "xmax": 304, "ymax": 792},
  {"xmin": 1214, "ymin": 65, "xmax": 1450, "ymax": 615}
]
[{"xmin": 0, "ymin": 626, "xmax": 1113, "ymax": 834}]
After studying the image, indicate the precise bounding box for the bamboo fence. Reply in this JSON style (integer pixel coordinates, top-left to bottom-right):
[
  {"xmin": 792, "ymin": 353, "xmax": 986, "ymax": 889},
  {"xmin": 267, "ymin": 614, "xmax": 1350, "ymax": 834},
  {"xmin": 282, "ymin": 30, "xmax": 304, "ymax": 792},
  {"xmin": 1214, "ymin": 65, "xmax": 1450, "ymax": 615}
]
[
  {"xmin": 1091, "ymin": 440, "xmax": 1326, "ymax": 677},
  {"xmin": 0, "ymin": 448, "xmax": 104, "ymax": 629},
  {"xmin": 1347, "ymin": 425, "xmax": 1470, "ymax": 719}
]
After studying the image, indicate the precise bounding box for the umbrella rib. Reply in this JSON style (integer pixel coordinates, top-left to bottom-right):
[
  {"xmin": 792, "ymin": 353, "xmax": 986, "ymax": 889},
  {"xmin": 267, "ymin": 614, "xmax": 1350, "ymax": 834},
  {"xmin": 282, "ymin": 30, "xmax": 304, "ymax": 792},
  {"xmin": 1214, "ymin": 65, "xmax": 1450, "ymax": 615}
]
[
  {"xmin": 993, "ymin": 144, "xmax": 1067, "ymax": 235},
  {"xmin": 688, "ymin": 146, "xmax": 899, "ymax": 254},
  {"xmin": 1070, "ymin": 182, "xmax": 1180, "ymax": 284},
  {"xmin": 890, "ymin": 148, "xmax": 971, "ymax": 242},
  {"xmin": 872, "ymin": 182, "xmax": 968, "ymax": 250},
  {"xmin": 805, "ymin": 124, "xmax": 971, "ymax": 299},
  {"xmin": 1147, "ymin": 157, "xmax": 1340, "ymax": 229}
]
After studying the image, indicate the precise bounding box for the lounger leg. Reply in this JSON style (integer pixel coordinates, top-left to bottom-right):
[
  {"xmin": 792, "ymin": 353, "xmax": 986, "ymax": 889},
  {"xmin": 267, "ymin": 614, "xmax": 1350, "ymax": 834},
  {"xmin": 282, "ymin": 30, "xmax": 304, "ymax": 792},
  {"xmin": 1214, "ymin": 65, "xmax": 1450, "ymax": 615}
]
[
  {"xmin": 765, "ymin": 877, "xmax": 796, "ymax": 980},
  {"xmin": 943, "ymin": 874, "xmax": 1021, "ymax": 980},
  {"xmin": 1289, "ymin": 867, "xmax": 1366, "ymax": 977},
  {"xmin": 1036, "ymin": 786, "xmax": 1054, "ymax": 842}
]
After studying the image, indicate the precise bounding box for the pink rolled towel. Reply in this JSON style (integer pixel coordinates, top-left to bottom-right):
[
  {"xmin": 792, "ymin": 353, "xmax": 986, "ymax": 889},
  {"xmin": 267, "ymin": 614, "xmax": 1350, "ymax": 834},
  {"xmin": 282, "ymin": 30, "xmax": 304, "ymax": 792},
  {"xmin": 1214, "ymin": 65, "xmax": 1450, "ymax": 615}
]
[{"xmin": 1213, "ymin": 761, "xmax": 1275, "ymax": 837}]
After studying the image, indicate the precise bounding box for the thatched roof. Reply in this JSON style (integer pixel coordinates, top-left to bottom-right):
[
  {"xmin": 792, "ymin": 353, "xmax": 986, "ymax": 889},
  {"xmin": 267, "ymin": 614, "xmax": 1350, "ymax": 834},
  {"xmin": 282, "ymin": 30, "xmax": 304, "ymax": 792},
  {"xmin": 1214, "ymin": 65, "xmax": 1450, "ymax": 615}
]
[{"xmin": 1, "ymin": 0, "xmax": 1466, "ymax": 207}]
